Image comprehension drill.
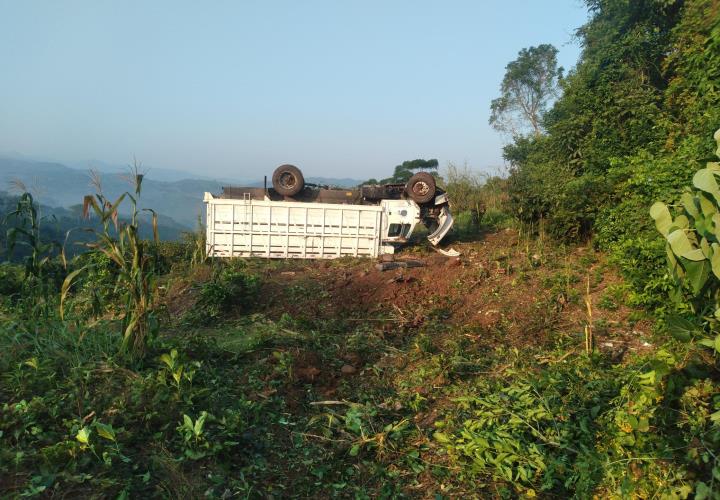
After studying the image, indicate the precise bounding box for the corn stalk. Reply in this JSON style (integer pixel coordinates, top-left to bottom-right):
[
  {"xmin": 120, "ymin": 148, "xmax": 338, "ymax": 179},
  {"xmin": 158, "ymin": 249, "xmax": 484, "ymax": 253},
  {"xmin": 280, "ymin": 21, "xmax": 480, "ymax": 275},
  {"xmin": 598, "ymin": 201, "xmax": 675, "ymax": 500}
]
[{"xmin": 67, "ymin": 165, "xmax": 159, "ymax": 355}]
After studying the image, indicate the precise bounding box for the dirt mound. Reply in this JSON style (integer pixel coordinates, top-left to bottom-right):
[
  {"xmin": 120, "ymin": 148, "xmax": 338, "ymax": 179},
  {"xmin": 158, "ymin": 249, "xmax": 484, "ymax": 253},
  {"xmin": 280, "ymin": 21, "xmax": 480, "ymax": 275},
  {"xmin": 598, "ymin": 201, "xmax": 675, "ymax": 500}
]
[{"xmin": 258, "ymin": 230, "xmax": 651, "ymax": 356}]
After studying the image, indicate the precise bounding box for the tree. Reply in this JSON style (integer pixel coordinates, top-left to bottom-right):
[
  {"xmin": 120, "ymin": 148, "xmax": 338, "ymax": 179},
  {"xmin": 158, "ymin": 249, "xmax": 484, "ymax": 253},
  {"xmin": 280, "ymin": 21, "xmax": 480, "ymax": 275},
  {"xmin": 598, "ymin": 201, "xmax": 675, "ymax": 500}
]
[
  {"xmin": 489, "ymin": 44, "xmax": 562, "ymax": 138},
  {"xmin": 381, "ymin": 158, "xmax": 439, "ymax": 184}
]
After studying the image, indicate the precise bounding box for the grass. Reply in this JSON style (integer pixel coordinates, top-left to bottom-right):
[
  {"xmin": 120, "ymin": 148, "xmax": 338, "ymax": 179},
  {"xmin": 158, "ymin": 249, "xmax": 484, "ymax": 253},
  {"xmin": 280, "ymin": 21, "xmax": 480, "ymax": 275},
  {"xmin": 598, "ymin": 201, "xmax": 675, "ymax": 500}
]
[{"xmin": 1, "ymin": 225, "xmax": 720, "ymax": 498}]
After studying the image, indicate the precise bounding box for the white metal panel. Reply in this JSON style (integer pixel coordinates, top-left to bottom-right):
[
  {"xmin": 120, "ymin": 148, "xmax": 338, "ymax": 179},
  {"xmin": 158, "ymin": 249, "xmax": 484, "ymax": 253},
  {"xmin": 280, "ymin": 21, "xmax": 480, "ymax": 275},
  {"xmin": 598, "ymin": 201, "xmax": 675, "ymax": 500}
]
[{"xmin": 204, "ymin": 194, "xmax": 384, "ymax": 259}]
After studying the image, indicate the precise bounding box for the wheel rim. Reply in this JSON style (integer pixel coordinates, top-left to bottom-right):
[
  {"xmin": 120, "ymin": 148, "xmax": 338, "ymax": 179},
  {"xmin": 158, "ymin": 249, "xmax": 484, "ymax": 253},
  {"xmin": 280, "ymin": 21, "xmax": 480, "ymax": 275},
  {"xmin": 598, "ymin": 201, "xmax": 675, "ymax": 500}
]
[
  {"xmin": 279, "ymin": 172, "xmax": 297, "ymax": 190},
  {"xmin": 412, "ymin": 181, "xmax": 430, "ymax": 197}
]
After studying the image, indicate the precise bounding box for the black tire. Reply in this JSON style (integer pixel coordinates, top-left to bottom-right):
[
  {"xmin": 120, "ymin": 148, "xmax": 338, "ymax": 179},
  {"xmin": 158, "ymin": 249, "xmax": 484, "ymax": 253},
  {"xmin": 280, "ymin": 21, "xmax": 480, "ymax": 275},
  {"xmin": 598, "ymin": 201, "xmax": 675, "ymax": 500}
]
[
  {"xmin": 272, "ymin": 164, "xmax": 305, "ymax": 196},
  {"xmin": 406, "ymin": 172, "xmax": 436, "ymax": 204}
]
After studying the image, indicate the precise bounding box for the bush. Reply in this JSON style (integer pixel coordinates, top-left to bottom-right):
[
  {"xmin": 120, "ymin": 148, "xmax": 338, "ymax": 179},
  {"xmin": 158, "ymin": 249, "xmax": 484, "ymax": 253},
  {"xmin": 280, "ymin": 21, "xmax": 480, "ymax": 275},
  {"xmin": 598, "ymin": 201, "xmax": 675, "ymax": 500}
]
[
  {"xmin": 435, "ymin": 347, "xmax": 714, "ymax": 497},
  {"xmin": 0, "ymin": 263, "xmax": 23, "ymax": 296},
  {"xmin": 184, "ymin": 262, "xmax": 260, "ymax": 325}
]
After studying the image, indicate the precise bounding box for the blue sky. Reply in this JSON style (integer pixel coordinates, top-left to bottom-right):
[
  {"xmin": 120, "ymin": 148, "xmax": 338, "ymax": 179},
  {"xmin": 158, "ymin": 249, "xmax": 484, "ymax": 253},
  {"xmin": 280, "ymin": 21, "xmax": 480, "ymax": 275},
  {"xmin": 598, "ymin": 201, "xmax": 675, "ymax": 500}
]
[{"xmin": 0, "ymin": 1, "xmax": 588, "ymax": 180}]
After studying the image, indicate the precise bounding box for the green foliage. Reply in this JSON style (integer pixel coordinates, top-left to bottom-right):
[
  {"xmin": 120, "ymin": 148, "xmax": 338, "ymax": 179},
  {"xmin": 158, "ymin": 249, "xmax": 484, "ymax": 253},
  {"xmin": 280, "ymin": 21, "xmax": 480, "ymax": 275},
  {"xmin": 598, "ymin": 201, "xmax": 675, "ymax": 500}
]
[
  {"xmin": 183, "ymin": 261, "xmax": 260, "ymax": 325},
  {"xmin": 500, "ymin": 0, "xmax": 720, "ymax": 308},
  {"xmin": 651, "ymin": 129, "xmax": 720, "ymax": 351},
  {"xmin": 436, "ymin": 347, "xmax": 718, "ymax": 497},
  {"xmin": 0, "ymin": 263, "xmax": 23, "ymax": 297},
  {"xmin": 3, "ymin": 192, "xmax": 61, "ymax": 278},
  {"xmin": 0, "ymin": 325, "xmax": 263, "ymax": 497}
]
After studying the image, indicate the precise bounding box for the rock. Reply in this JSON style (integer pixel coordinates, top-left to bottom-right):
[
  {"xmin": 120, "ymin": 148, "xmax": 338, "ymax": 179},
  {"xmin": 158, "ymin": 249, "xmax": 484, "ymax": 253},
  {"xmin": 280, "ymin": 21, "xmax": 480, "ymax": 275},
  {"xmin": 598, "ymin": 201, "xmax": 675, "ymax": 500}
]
[
  {"xmin": 340, "ymin": 364, "xmax": 357, "ymax": 375},
  {"xmin": 296, "ymin": 366, "xmax": 321, "ymax": 382}
]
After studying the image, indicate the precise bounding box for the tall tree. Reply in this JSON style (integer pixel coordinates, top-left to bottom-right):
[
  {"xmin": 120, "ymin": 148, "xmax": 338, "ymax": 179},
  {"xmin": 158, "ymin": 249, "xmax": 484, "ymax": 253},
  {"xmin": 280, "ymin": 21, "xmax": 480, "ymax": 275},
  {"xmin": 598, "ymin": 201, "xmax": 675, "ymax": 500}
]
[
  {"xmin": 489, "ymin": 44, "xmax": 562, "ymax": 138},
  {"xmin": 382, "ymin": 159, "xmax": 439, "ymax": 183}
]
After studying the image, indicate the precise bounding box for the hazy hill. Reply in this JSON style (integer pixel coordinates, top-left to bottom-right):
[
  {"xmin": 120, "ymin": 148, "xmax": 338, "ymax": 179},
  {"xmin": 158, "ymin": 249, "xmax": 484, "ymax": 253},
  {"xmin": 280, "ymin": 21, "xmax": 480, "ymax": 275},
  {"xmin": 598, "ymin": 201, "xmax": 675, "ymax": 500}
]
[
  {"xmin": 0, "ymin": 157, "xmax": 220, "ymax": 229},
  {"xmin": 0, "ymin": 156, "xmax": 364, "ymax": 231}
]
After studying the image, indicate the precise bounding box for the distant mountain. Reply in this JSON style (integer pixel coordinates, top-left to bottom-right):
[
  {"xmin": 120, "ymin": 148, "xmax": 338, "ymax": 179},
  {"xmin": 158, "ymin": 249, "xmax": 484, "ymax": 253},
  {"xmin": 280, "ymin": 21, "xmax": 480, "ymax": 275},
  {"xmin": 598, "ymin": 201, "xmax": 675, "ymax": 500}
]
[
  {"xmin": 68, "ymin": 159, "xmax": 255, "ymax": 184},
  {"xmin": 0, "ymin": 157, "xmax": 221, "ymax": 229},
  {"xmin": 0, "ymin": 155, "xmax": 365, "ymax": 231},
  {"xmin": 306, "ymin": 177, "xmax": 363, "ymax": 188}
]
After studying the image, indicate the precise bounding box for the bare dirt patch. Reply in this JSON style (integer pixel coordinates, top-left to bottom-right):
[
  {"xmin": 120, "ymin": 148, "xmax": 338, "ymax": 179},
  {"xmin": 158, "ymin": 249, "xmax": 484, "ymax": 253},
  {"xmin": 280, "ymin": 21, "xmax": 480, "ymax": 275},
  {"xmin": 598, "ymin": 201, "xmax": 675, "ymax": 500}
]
[{"xmin": 255, "ymin": 229, "xmax": 652, "ymax": 356}]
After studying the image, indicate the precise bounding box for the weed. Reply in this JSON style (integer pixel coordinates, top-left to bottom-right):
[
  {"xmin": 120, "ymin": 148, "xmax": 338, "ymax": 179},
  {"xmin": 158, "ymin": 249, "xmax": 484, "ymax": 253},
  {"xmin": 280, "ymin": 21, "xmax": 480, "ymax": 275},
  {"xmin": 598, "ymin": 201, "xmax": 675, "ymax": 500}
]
[{"xmin": 183, "ymin": 262, "xmax": 260, "ymax": 325}]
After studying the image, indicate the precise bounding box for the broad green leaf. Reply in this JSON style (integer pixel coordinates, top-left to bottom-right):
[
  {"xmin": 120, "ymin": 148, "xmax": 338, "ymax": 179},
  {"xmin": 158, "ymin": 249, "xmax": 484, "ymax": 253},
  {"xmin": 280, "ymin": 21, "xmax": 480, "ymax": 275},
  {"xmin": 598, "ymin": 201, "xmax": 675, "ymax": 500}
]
[
  {"xmin": 194, "ymin": 412, "xmax": 206, "ymax": 436},
  {"xmin": 670, "ymin": 214, "xmax": 689, "ymax": 230},
  {"xmin": 160, "ymin": 353, "xmax": 173, "ymax": 368},
  {"xmin": 649, "ymin": 202, "xmax": 672, "ymax": 235},
  {"xmin": 682, "ymin": 258, "xmax": 710, "ymax": 294},
  {"xmin": 715, "ymin": 334, "xmax": 720, "ymax": 353},
  {"xmin": 666, "ymin": 244, "xmax": 678, "ymax": 271},
  {"xmin": 693, "ymin": 168, "xmax": 720, "ymax": 201},
  {"xmin": 95, "ymin": 422, "xmax": 116, "ymax": 442},
  {"xmin": 699, "ymin": 194, "xmax": 717, "ymax": 217},
  {"xmin": 349, "ymin": 443, "xmax": 361, "ymax": 456},
  {"xmin": 695, "ymin": 481, "xmax": 710, "ymax": 500},
  {"xmin": 698, "ymin": 338, "xmax": 715, "ymax": 348},
  {"xmin": 700, "ymin": 237, "xmax": 712, "ymax": 258},
  {"xmin": 683, "ymin": 248, "xmax": 706, "ymax": 261},
  {"xmin": 695, "ymin": 216, "xmax": 711, "ymax": 238},
  {"xmin": 664, "ymin": 315, "xmax": 701, "ymax": 342},
  {"xmin": 76, "ymin": 426, "xmax": 91, "ymax": 445},
  {"xmin": 433, "ymin": 432, "xmax": 450, "ymax": 443},
  {"xmin": 666, "ymin": 229, "xmax": 695, "ymax": 257},
  {"xmin": 628, "ymin": 415, "xmax": 638, "ymax": 430},
  {"xmin": 712, "ymin": 244, "xmax": 720, "ymax": 278},
  {"xmin": 680, "ymin": 192, "xmax": 699, "ymax": 219}
]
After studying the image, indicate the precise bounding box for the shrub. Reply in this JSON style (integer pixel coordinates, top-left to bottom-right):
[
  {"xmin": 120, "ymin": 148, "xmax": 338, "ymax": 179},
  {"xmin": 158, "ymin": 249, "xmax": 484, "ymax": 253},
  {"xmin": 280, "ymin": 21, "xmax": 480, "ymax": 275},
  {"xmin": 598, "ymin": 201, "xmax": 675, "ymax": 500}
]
[
  {"xmin": 0, "ymin": 263, "xmax": 23, "ymax": 296},
  {"xmin": 184, "ymin": 262, "xmax": 260, "ymax": 325},
  {"xmin": 650, "ymin": 129, "xmax": 720, "ymax": 348}
]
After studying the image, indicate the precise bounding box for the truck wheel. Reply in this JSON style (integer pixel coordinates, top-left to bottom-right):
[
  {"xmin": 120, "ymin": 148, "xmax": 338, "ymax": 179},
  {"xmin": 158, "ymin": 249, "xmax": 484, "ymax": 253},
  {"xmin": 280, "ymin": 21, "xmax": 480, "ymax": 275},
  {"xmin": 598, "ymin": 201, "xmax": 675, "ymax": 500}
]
[
  {"xmin": 406, "ymin": 172, "xmax": 436, "ymax": 204},
  {"xmin": 272, "ymin": 164, "xmax": 305, "ymax": 196}
]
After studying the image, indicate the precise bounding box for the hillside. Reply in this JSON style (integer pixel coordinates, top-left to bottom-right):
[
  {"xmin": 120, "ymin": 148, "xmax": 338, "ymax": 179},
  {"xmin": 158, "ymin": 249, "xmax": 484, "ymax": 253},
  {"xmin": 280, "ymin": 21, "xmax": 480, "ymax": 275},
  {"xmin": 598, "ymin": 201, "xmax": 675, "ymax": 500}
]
[{"xmin": 2, "ymin": 0, "xmax": 720, "ymax": 498}]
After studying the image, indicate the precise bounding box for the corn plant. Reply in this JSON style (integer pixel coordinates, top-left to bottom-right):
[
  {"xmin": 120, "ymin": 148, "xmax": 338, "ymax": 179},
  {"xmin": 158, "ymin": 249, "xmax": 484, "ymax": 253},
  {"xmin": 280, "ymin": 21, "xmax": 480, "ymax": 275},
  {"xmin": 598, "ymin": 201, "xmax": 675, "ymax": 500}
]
[
  {"xmin": 185, "ymin": 215, "xmax": 207, "ymax": 267},
  {"xmin": 650, "ymin": 128, "xmax": 720, "ymax": 352},
  {"xmin": 3, "ymin": 192, "xmax": 59, "ymax": 279},
  {"xmin": 65, "ymin": 166, "xmax": 159, "ymax": 355}
]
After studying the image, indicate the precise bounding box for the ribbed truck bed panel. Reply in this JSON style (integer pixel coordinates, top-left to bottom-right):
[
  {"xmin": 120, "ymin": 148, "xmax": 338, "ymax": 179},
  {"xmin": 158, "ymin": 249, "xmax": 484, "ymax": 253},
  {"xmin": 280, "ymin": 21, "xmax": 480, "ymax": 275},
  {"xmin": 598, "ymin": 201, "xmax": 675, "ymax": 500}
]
[{"xmin": 205, "ymin": 195, "xmax": 384, "ymax": 259}]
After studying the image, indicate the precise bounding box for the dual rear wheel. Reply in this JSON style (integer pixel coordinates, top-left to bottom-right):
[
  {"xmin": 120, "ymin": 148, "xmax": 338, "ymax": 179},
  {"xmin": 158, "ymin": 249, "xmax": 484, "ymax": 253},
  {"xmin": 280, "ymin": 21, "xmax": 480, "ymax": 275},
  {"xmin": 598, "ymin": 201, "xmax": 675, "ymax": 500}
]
[{"xmin": 271, "ymin": 165, "xmax": 436, "ymax": 203}]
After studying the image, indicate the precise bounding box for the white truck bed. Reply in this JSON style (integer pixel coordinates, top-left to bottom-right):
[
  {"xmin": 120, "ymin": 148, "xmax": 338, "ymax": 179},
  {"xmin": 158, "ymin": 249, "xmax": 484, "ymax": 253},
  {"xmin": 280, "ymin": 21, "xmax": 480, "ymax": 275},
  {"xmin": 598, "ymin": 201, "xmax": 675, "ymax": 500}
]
[{"xmin": 205, "ymin": 193, "xmax": 387, "ymax": 259}]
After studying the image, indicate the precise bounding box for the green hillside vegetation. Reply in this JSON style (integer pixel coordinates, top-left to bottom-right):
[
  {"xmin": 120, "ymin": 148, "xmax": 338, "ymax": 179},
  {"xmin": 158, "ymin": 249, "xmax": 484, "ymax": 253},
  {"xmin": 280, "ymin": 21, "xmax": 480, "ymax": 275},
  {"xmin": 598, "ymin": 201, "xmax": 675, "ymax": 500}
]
[
  {"xmin": 2, "ymin": 0, "xmax": 720, "ymax": 498},
  {"xmin": 0, "ymin": 191, "xmax": 187, "ymax": 262}
]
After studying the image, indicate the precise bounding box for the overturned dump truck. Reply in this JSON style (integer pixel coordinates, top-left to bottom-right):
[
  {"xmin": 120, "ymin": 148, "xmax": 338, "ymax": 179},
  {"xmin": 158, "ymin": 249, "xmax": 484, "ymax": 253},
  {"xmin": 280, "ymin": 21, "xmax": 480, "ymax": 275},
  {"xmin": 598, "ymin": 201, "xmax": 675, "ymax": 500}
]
[{"xmin": 204, "ymin": 164, "xmax": 458, "ymax": 259}]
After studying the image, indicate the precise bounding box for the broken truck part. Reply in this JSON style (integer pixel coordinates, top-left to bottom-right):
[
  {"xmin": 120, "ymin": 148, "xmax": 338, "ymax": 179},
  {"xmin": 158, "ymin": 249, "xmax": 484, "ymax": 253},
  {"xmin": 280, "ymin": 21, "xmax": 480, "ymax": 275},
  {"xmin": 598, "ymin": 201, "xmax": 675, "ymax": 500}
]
[{"xmin": 204, "ymin": 164, "xmax": 456, "ymax": 259}]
